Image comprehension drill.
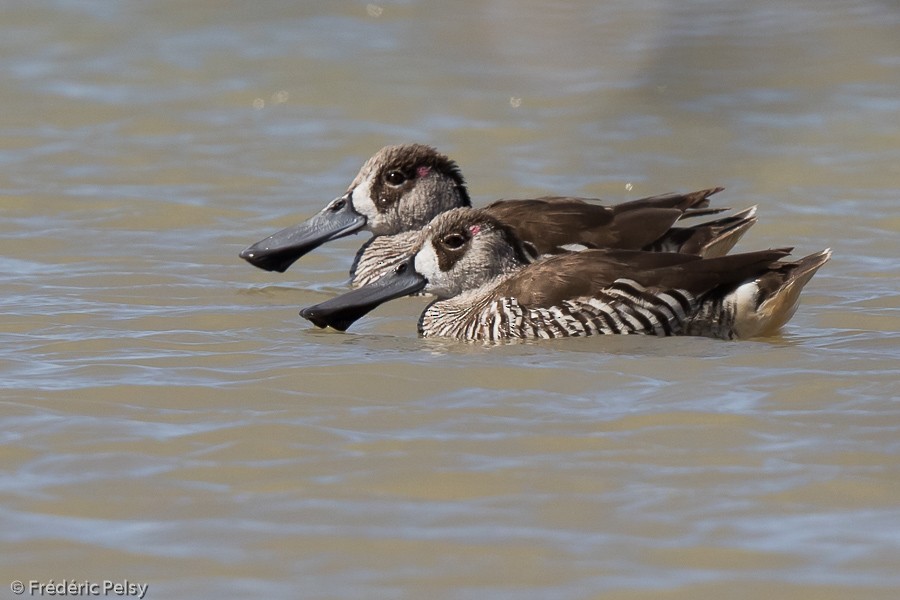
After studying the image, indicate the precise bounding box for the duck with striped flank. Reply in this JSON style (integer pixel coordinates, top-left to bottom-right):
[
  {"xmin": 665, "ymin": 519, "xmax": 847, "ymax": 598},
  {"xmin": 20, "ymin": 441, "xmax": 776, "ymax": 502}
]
[
  {"xmin": 300, "ymin": 208, "xmax": 831, "ymax": 342},
  {"xmin": 240, "ymin": 144, "xmax": 756, "ymax": 285}
]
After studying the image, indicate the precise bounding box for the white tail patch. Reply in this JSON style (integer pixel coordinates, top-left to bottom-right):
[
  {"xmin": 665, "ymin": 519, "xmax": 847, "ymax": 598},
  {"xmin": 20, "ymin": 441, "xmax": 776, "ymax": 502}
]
[{"xmin": 730, "ymin": 281, "xmax": 765, "ymax": 338}]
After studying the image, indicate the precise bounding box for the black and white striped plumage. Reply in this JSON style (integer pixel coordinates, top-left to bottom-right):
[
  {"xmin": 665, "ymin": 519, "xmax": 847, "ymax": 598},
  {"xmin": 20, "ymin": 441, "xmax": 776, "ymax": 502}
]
[
  {"xmin": 417, "ymin": 280, "xmax": 697, "ymax": 341},
  {"xmin": 300, "ymin": 208, "xmax": 831, "ymax": 342}
]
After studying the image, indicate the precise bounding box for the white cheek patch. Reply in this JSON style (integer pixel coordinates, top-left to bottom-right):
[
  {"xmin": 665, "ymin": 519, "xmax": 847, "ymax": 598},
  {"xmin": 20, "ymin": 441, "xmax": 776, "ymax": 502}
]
[
  {"xmin": 351, "ymin": 177, "xmax": 378, "ymax": 224},
  {"xmin": 414, "ymin": 243, "xmax": 441, "ymax": 281}
]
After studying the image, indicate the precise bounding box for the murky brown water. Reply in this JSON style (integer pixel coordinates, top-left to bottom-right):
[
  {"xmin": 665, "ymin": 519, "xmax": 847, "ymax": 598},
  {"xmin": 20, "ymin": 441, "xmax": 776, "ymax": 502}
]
[{"xmin": 2, "ymin": 1, "xmax": 899, "ymax": 598}]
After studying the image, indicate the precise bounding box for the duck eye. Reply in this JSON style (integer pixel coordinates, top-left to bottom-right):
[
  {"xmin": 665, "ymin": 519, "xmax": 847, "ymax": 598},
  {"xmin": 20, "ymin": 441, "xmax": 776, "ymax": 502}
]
[
  {"xmin": 442, "ymin": 233, "xmax": 466, "ymax": 250},
  {"xmin": 385, "ymin": 170, "xmax": 407, "ymax": 186}
]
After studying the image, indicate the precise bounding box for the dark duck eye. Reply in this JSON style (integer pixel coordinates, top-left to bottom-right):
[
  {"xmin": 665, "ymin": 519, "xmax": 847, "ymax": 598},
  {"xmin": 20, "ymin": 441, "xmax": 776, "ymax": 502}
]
[
  {"xmin": 442, "ymin": 233, "xmax": 467, "ymax": 250},
  {"xmin": 385, "ymin": 170, "xmax": 407, "ymax": 186}
]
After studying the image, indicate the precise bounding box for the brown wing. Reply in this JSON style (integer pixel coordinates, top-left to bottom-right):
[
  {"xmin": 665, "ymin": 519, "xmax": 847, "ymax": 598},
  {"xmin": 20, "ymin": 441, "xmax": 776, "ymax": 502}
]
[
  {"xmin": 642, "ymin": 248, "xmax": 792, "ymax": 292},
  {"xmin": 490, "ymin": 247, "xmax": 792, "ymax": 309},
  {"xmin": 483, "ymin": 188, "xmax": 724, "ymax": 253},
  {"xmin": 490, "ymin": 250, "xmax": 700, "ymax": 307},
  {"xmin": 610, "ymin": 187, "xmax": 724, "ymax": 212}
]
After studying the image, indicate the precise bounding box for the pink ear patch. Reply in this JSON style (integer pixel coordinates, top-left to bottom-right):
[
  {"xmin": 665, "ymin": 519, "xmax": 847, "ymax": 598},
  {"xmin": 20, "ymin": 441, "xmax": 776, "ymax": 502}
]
[
  {"xmin": 469, "ymin": 225, "xmax": 481, "ymax": 235},
  {"xmin": 416, "ymin": 166, "xmax": 432, "ymax": 178}
]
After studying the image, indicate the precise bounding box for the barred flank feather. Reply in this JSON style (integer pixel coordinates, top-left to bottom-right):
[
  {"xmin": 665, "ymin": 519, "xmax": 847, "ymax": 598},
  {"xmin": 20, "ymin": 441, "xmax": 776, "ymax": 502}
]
[
  {"xmin": 418, "ymin": 280, "xmax": 699, "ymax": 342},
  {"xmin": 683, "ymin": 293, "xmax": 738, "ymax": 340}
]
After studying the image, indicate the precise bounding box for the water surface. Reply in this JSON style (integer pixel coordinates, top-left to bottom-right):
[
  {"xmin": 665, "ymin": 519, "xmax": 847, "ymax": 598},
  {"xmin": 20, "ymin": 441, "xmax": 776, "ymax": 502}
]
[{"xmin": 2, "ymin": 1, "xmax": 899, "ymax": 598}]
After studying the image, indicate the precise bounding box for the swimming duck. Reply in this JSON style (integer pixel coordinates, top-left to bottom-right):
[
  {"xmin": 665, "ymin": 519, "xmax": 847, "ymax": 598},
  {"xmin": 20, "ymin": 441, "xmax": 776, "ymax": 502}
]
[
  {"xmin": 300, "ymin": 208, "xmax": 831, "ymax": 342},
  {"xmin": 239, "ymin": 144, "xmax": 757, "ymax": 285}
]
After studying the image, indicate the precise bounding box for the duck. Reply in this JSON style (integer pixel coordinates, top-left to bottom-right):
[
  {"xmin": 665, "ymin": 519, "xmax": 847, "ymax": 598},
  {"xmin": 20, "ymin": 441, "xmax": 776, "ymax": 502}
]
[
  {"xmin": 299, "ymin": 207, "xmax": 831, "ymax": 342},
  {"xmin": 239, "ymin": 144, "xmax": 757, "ymax": 285}
]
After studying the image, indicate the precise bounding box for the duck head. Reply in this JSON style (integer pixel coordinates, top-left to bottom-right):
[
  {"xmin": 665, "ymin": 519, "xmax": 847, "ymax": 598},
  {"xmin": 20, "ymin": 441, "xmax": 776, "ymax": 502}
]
[
  {"xmin": 300, "ymin": 208, "xmax": 532, "ymax": 330},
  {"xmin": 240, "ymin": 144, "xmax": 470, "ymax": 272}
]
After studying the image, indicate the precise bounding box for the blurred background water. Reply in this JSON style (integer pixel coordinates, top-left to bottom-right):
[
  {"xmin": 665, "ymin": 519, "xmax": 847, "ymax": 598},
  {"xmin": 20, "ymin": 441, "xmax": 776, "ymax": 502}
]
[{"xmin": 1, "ymin": 1, "xmax": 899, "ymax": 598}]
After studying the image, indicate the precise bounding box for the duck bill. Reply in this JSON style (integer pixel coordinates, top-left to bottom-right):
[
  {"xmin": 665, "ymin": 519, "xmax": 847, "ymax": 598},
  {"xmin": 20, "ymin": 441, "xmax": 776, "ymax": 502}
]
[
  {"xmin": 300, "ymin": 258, "xmax": 426, "ymax": 332},
  {"xmin": 239, "ymin": 193, "xmax": 366, "ymax": 273}
]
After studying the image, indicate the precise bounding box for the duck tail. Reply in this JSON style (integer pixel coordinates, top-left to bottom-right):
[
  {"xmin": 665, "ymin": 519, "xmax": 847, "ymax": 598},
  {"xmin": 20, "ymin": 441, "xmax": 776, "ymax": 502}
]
[
  {"xmin": 693, "ymin": 206, "xmax": 758, "ymax": 257},
  {"xmin": 647, "ymin": 206, "xmax": 758, "ymax": 257},
  {"xmin": 732, "ymin": 248, "xmax": 832, "ymax": 338}
]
